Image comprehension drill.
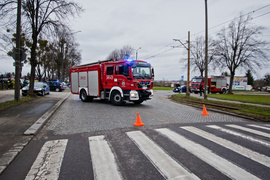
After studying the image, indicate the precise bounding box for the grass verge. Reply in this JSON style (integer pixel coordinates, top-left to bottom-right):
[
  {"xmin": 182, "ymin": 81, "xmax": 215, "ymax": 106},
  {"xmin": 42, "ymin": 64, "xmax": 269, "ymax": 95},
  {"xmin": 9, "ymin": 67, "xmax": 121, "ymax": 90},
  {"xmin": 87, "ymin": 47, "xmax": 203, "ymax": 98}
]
[
  {"xmin": 208, "ymin": 94, "xmax": 270, "ymax": 105},
  {"xmin": 171, "ymin": 94, "xmax": 270, "ymax": 122},
  {"xmin": 0, "ymin": 96, "xmax": 33, "ymax": 111},
  {"xmin": 153, "ymin": 86, "xmax": 173, "ymax": 91}
]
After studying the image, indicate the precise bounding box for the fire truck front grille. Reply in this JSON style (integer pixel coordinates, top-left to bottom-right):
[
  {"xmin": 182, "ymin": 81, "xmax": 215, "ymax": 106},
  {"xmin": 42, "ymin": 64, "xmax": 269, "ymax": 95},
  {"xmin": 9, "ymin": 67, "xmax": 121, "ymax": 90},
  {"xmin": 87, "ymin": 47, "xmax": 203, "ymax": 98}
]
[
  {"xmin": 136, "ymin": 81, "xmax": 151, "ymax": 88},
  {"xmin": 138, "ymin": 90, "xmax": 151, "ymax": 100}
]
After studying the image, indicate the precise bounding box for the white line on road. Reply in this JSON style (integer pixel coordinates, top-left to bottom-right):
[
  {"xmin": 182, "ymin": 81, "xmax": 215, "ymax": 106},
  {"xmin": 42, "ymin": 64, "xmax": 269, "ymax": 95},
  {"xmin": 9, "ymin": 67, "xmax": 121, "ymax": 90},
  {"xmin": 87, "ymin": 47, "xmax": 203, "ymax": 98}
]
[
  {"xmin": 181, "ymin": 126, "xmax": 270, "ymax": 167},
  {"xmin": 247, "ymin": 124, "xmax": 270, "ymax": 131},
  {"xmin": 126, "ymin": 131, "xmax": 200, "ymax": 180},
  {"xmin": 156, "ymin": 128, "xmax": 260, "ymax": 180},
  {"xmin": 207, "ymin": 125, "xmax": 270, "ymax": 148},
  {"xmin": 25, "ymin": 139, "xmax": 68, "ymax": 180},
  {"xmin": 88, "ymin": 135, "xmax": 123, "ymax": 180},
  {"xmin": 226, "ymin": 124, "xmax": 270, "ymax": 138}
]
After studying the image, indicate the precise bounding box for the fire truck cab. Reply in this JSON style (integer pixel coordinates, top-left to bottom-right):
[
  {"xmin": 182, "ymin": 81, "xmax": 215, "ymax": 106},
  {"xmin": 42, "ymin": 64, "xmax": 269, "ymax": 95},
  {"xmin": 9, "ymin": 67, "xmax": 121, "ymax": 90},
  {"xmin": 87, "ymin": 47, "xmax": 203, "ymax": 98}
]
[{"xmin": 70, "ymin": 59, "xmax": 154, "ymax": 105}]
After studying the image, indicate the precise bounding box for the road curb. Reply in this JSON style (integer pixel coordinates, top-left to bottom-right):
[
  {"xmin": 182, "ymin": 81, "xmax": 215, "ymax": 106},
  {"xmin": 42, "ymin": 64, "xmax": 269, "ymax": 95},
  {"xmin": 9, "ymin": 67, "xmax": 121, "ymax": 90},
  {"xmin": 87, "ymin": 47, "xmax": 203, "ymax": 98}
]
[
  {"xmin": 176, "ymin": 101, "xmax": 257, "ymax": 121},
  {"xmin": 24, "ymin": 92, "xmax": 71, "ymax": 135}
]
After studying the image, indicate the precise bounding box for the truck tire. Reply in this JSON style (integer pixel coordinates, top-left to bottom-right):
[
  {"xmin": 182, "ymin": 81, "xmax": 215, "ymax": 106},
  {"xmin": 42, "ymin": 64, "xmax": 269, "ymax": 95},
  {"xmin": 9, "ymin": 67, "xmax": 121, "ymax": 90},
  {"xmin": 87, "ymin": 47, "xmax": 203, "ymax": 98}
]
[
  {"xmin": 111, "ymin": 91, "xmax": 123, "ymax": 106},
  {"xmin": 222, "ymin": 88, "xmax": 226, "ymax": 94},
  {"xmin": 80, "ymin": 89, "xmax": 89, "ymax": 102}
]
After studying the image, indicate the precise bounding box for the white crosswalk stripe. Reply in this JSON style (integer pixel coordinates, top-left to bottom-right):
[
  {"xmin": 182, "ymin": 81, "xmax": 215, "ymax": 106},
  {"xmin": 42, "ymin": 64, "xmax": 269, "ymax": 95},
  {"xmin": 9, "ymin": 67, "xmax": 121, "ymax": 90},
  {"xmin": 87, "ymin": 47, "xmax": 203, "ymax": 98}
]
[
  {"xmin": 88, "ymin": 135, "xmax": 123, "ymax": 180},
  {"xmin": 225, "ymin": 124, "xmax": 270, "ymax": 138},
  {"xmin": 181, "ymin": 126, "xmax": 270, "ymax": 167},
  {"xmin": 208, "ymin": 125, "xmax": 270, "ymax": 147},
  {"xmin": 156, "ymin": 128, "xmax": 260, "ymax": 180},
  {"xmin": 23, "ymin": 124, "xmax": 270, "ymax": 180},
  {"xmin": 247, "ymin": 124, "xmax": 270, "ymax": 131},
  {"xmin": 126, "ymin": 131, "xmax": 200, "ymax": 180},
  {"xmin": 25, "ymin": 139, "xmax": 68, "ymax": 180}
]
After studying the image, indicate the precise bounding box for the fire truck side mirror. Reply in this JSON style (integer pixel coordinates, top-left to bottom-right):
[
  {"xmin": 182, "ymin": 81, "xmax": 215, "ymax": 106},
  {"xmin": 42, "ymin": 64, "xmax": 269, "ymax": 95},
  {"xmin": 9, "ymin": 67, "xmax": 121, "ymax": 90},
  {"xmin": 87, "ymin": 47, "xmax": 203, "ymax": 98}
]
[{"xmin": 152, "ymin": 68, "xmax": 155, "ymax": 78}]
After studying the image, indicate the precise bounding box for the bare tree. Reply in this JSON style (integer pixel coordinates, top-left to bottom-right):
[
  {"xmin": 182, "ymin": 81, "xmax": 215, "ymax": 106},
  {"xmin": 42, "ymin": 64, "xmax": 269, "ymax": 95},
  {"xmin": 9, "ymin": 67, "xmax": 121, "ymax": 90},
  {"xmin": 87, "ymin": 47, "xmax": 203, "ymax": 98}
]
[
  {"xmin": 190, "ymin": 36, "xmax": 215, "ymax": 76},
  {"xmin": 213, "ymin": 15, "xmax": 268, "ymax": 94},
  {"xmin": 107, "ymin": 49, "xmax": 120, "ymax": 60},
  {"xmin": 0, "ymin": 0, "xmax": 83, "ymax": 93},
  {"xmin": 107, "ymin": 45, "xmax": 134, "ymax": 60}
]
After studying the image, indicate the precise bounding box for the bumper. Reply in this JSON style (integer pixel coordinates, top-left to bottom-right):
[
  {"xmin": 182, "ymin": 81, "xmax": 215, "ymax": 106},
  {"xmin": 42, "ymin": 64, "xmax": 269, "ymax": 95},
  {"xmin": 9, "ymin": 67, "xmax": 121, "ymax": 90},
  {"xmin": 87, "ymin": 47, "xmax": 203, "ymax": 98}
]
[{"xmin": 129, "ymin": 89, "xmax": 153, "ymax": 101}]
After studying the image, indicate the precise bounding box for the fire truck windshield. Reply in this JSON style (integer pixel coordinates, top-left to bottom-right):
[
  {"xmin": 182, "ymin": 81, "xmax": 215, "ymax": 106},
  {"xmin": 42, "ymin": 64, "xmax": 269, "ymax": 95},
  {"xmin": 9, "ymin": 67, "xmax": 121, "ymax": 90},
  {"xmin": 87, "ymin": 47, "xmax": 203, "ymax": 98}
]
[
  {"xmin": 191, "ymin": 77, "xmax": 202, "ymax": 83},
  {"xmin": 132, "ymin": 66, "xmax": 151, "ymax": 79}
]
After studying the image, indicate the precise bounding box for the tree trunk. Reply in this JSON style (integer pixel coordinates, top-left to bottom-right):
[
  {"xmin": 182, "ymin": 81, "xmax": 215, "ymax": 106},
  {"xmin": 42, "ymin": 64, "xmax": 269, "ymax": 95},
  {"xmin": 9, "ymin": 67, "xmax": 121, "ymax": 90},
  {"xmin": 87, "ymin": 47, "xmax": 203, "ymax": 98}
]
[
  {"xmin": 228, "ymin": 70, "xmax": 235, "ymax": 94},
  {"xmin": 29, "ymin": 35, "xmax": 38, "ymax": 94}
]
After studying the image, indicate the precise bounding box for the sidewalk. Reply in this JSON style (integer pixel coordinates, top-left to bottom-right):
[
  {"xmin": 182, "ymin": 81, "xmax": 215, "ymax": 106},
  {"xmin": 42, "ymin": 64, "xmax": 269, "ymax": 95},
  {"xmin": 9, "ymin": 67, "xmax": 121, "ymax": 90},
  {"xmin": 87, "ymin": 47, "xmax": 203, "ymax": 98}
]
[
  {"xmin": 0, "ymin": 90, "xmax": 15, "ymax": 103},
  {"xmin": 0, "ymin": 90, "xmax": 70, "ymax": 174}
]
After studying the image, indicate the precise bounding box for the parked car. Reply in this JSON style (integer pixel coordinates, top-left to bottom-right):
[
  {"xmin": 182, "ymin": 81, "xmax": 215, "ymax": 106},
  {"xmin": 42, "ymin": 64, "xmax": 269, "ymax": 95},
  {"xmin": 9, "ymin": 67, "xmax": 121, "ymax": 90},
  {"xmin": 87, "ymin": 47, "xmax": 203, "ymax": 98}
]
[
  {"xmin": 22, "ymin": 82, "xmax": 50, "ymax": 96},
  {"xmin": 47, "ymin": 81, "xmax": 65, "ymax": 92},
  {"xmin": 173, "ymin": 85, "xmax": 191, "ymax": 93},
  {"xmin": 267, "ymin": 87, "xmax": 270, "ymax": 93}
]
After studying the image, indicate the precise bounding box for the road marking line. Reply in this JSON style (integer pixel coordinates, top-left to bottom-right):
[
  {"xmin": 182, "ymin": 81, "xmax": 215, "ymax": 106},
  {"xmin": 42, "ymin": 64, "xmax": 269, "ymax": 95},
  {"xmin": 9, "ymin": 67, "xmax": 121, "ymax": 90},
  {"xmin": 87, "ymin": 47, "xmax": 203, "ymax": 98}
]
[
  {"xmin": 181, "ymin": 126, "xmax": 270, "ymax": 167},
  {"xmin": 156, "ymin": 128, "xmax": 260, "ymax": 180},
  {"xmin": 247, "ymin": 124, "xmax": 270, "ymax": 131},
  {"xmin": 226, "ymin": 124, "xmax": 270, "ymax": 138},
  {"xmin": 126, "ymin": 131, "xmax": 199, "ymax": 180},
  {"xmin": 207, "ymin": 125, "xmax": 270, "ymax": 147},
  {"xmin": 25, "ymin": 139, "xmax": 68, "ymax": 180},
  {"xmin": 88, "ymin": 135, "xmax": 123, "ymax": 180}
]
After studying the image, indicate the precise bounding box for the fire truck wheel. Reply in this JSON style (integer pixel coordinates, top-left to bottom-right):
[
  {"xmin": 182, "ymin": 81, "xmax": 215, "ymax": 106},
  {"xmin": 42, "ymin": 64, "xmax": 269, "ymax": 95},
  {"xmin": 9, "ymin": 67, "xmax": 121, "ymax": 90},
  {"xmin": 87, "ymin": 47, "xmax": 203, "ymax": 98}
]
[
  {"xmin": 222, "ymin": 88, "xmax": 226, "ymax": 94},
  {"xmin": 111, "ymin": 91, "xmax": 123, "ymax": 105},
  {"xmin": 80, "ymin": 89, "xmax": 89, "ymax": 102}
]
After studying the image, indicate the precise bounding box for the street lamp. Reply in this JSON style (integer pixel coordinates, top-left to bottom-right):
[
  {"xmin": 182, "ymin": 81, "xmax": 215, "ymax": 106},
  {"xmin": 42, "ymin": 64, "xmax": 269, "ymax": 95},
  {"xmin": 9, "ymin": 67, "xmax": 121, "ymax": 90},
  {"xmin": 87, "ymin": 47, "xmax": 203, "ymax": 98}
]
[
  {"xmin": 173, "ymin": 31, "xmax": 191, "ymax": 97},
  {"xmin": 136, "ymin": 47, "xmax": 141, "ymax": 60},
  {"xmin": 204, "ymin": 0, "xmax": 208, "ymax": 100}
]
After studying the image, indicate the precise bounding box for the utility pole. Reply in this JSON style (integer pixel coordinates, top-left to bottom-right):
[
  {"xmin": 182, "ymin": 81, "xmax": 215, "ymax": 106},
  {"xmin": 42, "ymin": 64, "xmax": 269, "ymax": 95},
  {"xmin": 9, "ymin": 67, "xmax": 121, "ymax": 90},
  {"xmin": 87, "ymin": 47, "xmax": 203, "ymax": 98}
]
[
  {"xmin": 136, "ymin": 47, "xmax": 141, "ymax": 60},
  {"xmin": 204, "ymin": 0, "xmax": 208, "ymax": 100},
  {"xmin": 173, "ymin": 31, "xmax": 191, "ymax": 97},
  {"xmin": 15, "ymin": 0, "xmax": 22, "ymax": 101},
  {"xmin": 187, "ymin": 31, "xmax": 190, "ymax": 97}
]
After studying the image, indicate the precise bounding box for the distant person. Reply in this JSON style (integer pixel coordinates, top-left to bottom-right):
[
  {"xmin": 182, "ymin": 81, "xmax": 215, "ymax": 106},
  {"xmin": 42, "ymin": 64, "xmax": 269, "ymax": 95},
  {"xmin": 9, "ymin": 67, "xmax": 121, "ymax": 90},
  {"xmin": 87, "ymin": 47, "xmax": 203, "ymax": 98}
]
[
  {"xmin": 7, "ymin": 78, "xmax": 11, "ymax": 89},
  {"xmin": 23, "ymin": 79, "xmax": 28, "ymax": 87},
  {"xmin": 199, "ymin": 83, "xmax": 203, "ymax": 96},
  {"xmin": 12, "ymin": 78, "xmax": 15, "ymax": 89}
]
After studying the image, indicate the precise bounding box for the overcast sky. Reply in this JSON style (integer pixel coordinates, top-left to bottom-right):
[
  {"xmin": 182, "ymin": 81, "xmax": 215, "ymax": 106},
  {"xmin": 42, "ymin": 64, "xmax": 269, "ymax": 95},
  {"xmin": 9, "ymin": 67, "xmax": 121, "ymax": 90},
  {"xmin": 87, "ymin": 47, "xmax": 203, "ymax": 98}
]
[{"xmin": 1, "ymin": 0, "xmax": 270, "ymax": 81}]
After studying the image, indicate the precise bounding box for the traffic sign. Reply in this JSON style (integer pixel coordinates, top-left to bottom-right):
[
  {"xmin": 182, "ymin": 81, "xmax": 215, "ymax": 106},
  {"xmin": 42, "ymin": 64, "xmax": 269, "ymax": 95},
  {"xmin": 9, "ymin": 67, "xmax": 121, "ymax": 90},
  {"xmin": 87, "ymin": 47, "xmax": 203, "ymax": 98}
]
[{"xmin": 12, "ymin": 49, "xmax": 26, "ymax": 61}]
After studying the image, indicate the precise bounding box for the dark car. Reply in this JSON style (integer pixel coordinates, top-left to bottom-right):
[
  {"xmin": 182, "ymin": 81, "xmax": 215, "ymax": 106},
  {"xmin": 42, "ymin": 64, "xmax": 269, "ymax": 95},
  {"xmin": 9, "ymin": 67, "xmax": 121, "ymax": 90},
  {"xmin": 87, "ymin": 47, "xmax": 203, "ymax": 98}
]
[
  {"xmin": 173, "ymin": 85, "xmax": 191, "ymax": 93},
  {"xmin": 22, "ymin": 82, "xmax": 50, "ymax": 96},
  {"xmin": 47, "ymin": 81, "xmax": 65, "ymax": 92}
]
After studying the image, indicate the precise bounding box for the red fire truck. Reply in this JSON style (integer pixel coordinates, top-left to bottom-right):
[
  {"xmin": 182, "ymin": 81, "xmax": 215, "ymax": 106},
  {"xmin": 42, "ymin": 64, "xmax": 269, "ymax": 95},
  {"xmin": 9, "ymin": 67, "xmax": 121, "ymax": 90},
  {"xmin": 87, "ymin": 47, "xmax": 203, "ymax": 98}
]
[
  {"xmin": 190, "ymin": 76, "xmax": 227, "ymax": 94},
  {"xmin": 69, "ymin": 59, "xmax": 154, "ymax": 105}
]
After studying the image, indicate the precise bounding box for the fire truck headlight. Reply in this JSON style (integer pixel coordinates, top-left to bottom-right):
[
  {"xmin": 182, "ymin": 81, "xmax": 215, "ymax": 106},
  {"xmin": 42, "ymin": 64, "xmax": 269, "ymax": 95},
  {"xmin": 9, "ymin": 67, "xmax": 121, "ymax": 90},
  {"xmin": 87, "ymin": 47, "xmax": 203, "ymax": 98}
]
[
  {"xmin": 130, "ymin": 90, "xmax": 139, "ymax": 100},
  {"xmin": 150, "ymin": 89, "xmax": 154, "ymax": 96}
]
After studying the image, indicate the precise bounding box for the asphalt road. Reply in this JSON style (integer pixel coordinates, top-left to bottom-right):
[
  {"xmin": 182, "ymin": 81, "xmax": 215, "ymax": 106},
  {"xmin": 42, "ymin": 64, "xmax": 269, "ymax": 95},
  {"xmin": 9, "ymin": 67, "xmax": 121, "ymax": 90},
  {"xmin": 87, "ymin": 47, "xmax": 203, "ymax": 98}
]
[{"xmin": 1, "ymin": 90, "xmax": 270, "ymax": 179}]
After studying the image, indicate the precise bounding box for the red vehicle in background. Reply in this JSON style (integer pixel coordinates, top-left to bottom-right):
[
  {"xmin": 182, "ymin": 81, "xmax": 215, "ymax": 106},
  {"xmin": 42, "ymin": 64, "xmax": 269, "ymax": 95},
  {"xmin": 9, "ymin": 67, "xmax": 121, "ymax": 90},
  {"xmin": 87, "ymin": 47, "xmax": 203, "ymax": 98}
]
[
  {"xmin": 69, "ymin": 59, "xmax": 154, "ymax": 105},
  {"xmin": 190, "ymin": 76, "xmax": 227, "ymax": 94}
]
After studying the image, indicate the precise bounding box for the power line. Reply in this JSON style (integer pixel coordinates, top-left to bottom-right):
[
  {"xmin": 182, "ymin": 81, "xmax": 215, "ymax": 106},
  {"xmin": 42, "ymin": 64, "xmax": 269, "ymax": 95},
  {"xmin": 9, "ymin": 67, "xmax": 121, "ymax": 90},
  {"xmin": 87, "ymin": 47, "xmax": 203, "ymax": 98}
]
[
  {"xmin": 141, "ymin": 42, "xmax": 174, "ymax": 59},
  {"xmin": 142, "ymin": 3, "xmax": 270, "ymax": 60},
  {"xmin": 192, "ymin": 3, "xmax": 270, "ymax": 37},
  {"xmin": 143, "ymin": 47, "xmax": 174, "ymax": 60}
]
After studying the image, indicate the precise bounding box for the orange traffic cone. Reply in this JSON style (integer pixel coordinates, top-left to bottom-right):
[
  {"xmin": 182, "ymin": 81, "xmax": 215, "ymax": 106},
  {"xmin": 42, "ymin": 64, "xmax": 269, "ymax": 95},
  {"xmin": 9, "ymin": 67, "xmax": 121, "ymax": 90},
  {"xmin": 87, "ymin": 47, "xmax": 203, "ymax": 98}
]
[
  {"xmin": 201, "ymin": 104, "xmax": 209, "ymax": 116},
  {"xmin": 134, "ymin": 112, "xmax": 144, "ymax": 126}
]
